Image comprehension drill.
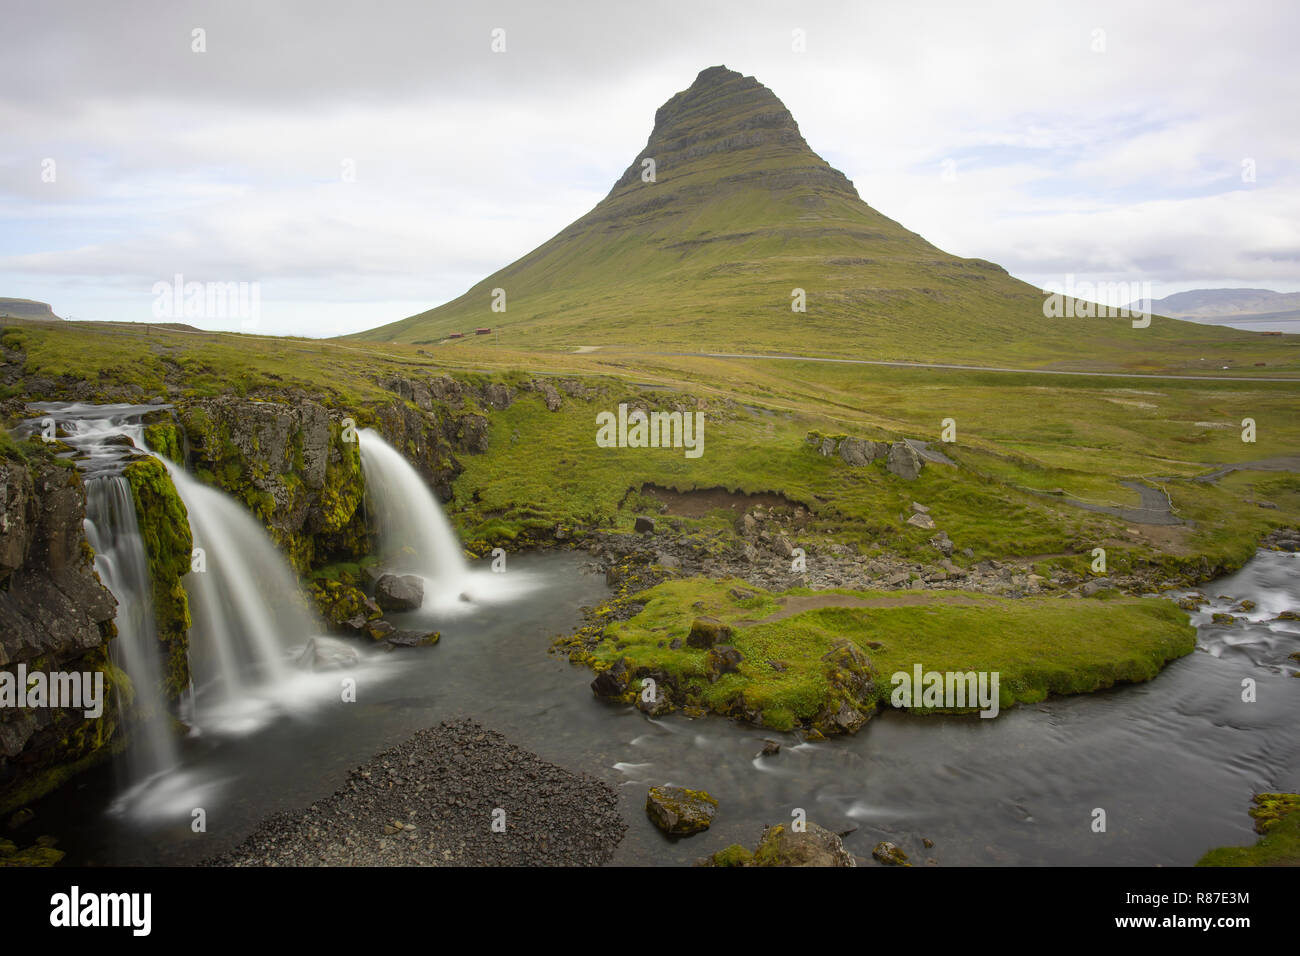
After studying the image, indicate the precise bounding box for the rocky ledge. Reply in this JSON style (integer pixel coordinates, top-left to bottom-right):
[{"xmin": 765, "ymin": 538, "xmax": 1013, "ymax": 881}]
[{"xmin": 208, "ymin": 718, "xmax": 626, "ymax": 867}]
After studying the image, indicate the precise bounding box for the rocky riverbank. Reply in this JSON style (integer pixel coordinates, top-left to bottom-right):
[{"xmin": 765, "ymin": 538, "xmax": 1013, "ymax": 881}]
[{"xmin": 208, "ymin": 719, "xmax": 626, "ymax": 866}]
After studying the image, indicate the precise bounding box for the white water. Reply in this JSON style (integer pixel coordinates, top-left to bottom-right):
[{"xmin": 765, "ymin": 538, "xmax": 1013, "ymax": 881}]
[
  {"xmin": 161, "ymin": 462, "xmax": 326, "ymax": 735},
  {"xmin": 83, "ymin": 476, "xmax": 179, "ymax": 783},
  {"xmin": 29, "ymin": 403, "xmax": 385, "ymax": 818},
  {"xmin": 357, "ymin": 428, "xmax": 538, "ymax": 612}
]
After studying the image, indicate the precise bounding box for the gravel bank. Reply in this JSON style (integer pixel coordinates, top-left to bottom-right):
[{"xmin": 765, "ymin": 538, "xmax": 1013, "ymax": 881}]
[{"xmin": 209, "ymin": 718, "xmax": 626, "ymax": 866}]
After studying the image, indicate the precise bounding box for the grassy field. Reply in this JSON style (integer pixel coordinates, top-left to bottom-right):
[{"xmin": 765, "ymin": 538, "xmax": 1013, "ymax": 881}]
[
  {"xmin": 6, "ymin": 318, "xmax": 1298, "ymax": 578},
  {"xmin": 568, "ymin": 576, "xmax": 1196, "ymax": 732}
]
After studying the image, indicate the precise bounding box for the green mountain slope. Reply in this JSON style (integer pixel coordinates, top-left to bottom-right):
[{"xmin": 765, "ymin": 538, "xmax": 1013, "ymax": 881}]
[{"xmin": 355, "ymin": 66, "xmax": 1293, "ymax": 372}]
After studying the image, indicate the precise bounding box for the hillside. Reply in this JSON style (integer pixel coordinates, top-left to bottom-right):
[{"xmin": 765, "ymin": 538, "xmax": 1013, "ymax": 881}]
[{"xmin": 354, "ymin": 67, "xmax": 1294, "ymax": 373}]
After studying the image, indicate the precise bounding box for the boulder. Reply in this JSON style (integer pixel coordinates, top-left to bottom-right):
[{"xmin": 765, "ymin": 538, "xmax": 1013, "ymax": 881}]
[
  {"xmin": 905, "ymin": 512, "xmax": 935, "ymax": 530},
  {"xmin": 386, "ymin": 629, "xmax": 441, "ymax": 648},
  {"xmin": 634, "ymin": 515, "xmax": 656, "ymax": 534},
  {"xmin": 872, "ymin": 841, "xmax": 910, "ymax": 866},
  {"xmin": 838, "ymin": 437, "xmax": 887, "ymax": 467},
  {"xmin": 590, "ymin": 659, "xmax": 628, "ymax": 698},
  {"xmin": 750, "ymin": 822, "xmax": 856, "ymax": 867},
  {"xmin": 687, "ymin": 616, "xmax": 733, "ymax": 649},
  {"xmin": 374, "ymin": 573, "xmax": 424, "ymax": 612},
  {"xmin": 705, "ymin": 645, "xmax": 744, "ymax": 682},
  {"xmin": 645, "ymin": 785, "xmax": 718, "ymax": 836},
  {"xmin": 887, "ymin": 442, "xmax": 924, "ymax": 480}
]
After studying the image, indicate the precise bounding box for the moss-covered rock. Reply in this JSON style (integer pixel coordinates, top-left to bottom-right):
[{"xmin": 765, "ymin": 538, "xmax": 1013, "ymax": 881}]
[
  {"xmin": 123, "ymin": 455, "xmax": 192, "ymax": 701},
  {"xmin": 703, "ymin": 843, "xmax": 753, "ymax": 867},
  {"xmin": 750, "ymin": 822, "xmax": 856, "ymax": 867},
  {"xmin": 142, "ymin": 422, "xmax": 185, "ymax": 465},
  {"xmin": 645, "ymin": 785, "xmax": 717, "ymax": 836}
]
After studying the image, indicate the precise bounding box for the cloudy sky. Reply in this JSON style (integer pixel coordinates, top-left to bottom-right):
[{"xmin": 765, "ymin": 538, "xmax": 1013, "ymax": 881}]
[{"xmin": 2, "ymin": 0, "xmax": 1297, "ymax": 335}]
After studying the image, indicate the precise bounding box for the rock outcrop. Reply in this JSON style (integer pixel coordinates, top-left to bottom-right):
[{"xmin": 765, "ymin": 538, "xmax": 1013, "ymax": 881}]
[{"xmin": 0, "ymin": 451, "xmax": 120, "ymax": 814}]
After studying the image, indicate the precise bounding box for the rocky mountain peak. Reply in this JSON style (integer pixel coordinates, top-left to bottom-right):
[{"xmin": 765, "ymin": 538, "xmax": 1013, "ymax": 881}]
[{"xmin": 609, "ymin": 65, "xmax": 851, "ymax": 195}]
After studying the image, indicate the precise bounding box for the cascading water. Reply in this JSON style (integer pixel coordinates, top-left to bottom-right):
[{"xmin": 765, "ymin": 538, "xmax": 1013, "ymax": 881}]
[
  {"xmin": 25, "ymin": 405, "xmax": 181, "ymax": 789},
  {"xmin": 24, "ymin": 404, "xmax": 367, "ymax": 814},
  {"xmin": 357, "ymin": 428, "xmax": 470, "ymax": 598},
  {"xmin": 356, "ymin": 427, "xmax": 541, "ymax": 613},
  {"xmin": 161, "ymin": 461, "xmax": 321, "ymax": 733},
  {"xmin": 83, "ymin": 475, "xmax": 179, "ymax": 784}
]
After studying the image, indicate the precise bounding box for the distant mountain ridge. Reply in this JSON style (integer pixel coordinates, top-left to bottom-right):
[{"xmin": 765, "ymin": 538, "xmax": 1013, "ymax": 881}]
[
  {"xmin": 1129, "ymin": 289, "xmax": 1300, "ymax": 330},
  {"xmin": 0, "ymin": 298, "xmax": 61, "ymax": 321}
]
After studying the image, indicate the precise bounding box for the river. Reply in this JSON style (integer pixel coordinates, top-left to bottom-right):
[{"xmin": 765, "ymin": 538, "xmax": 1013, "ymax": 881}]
[{"xmin": 33, "ymin": 547, "xmax": 1300, "ymax": 866}]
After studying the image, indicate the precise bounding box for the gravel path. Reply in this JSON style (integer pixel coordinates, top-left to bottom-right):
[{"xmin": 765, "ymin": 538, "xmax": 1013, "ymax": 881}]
[{"xmin": 208, "ymin": 719, "xmax": 626, "ymax": 867}]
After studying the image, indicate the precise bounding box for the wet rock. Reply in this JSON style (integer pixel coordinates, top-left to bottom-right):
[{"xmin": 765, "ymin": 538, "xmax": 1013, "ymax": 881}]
[
  {"xmin": 687, "ymin": 616, "xmax": 732, "ymax": 649},
  {"xmin": 590, "ymin": 660, "xmax": 628, "ymax": 698},
  {"xmin": 374, "ymin": 573, "xmax": 424, "ymax": 612},
  {"xmin": 872, "ymin": 841, "xmax": 909, "ymax": 865},
  {"xmin": 365, "ymin": 620, "xmax": 397, "ymax": 641},
  {"xmin": 645, "ymin": 785, "xmax": 717, "ymax": 836},
  {"xmin": 750, "ymin": 822, "xmax": 856, "ymax": 867},
  {"xmin": 634, "ymin": 680, "xmax": 672, "ymax": 717},
  {"xmin": 294, "ymin": 636, "xmax": 362, "ymax": 671},
  {"xmin": 757, "ymin": 739, "xmax": 781, "ymax": 757},
  {"xmin": 386, "ymin": 630, "xmax": 440, "ymax": 648}
]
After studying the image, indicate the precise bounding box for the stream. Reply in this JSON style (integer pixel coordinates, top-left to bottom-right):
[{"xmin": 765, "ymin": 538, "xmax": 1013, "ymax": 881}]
[{"xmin": 34, "ymin": 547, "xmax": 1300, "ymax": 867}]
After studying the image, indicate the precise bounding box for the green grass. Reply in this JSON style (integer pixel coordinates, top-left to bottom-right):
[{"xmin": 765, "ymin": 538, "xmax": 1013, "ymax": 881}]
[
  {"xmin": 1197, "ymin": 793, "xmax": 1300, "ymax": 866},
  {"xmin": 578, "ymin": 577, "xmax": 1196, "ymax": 731},
  {"xmin": 7, "ymin": 317, "xmax": 1297, "ymax": 580}
]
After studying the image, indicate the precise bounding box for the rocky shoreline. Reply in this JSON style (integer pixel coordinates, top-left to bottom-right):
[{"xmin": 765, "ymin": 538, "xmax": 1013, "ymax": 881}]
[{"xmin": 207, "ymin": 719, "xmax": 626, "ymax": 867}]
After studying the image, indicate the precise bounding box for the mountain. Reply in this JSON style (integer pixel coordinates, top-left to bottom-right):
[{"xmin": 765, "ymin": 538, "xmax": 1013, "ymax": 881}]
[
  {"xmin": 355, "ymin": 66, "xmax": 1273, "ymax": 369},
  {"xmin": 0, "ymin": 298, "xmax": 61, "ymax": 321},
  {"xmin": 1129, "ymin": 289, "xmax": 1300, "ymax": 331}
]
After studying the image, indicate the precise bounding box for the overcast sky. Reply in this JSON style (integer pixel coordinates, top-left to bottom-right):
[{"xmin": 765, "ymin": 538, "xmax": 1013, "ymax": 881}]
[{"xmin": 2, "ymin": 0, "xmax": 1297, "ymax": 335}]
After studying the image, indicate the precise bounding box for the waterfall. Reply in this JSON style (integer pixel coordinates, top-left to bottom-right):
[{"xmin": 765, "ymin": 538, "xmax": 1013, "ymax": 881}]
[
  {"xmin": 357, "ymin": 428, "xmax": 469, "ymax": 597},
  {"xmin": 161, "ymin": 462, "xmax": 318, "ymax": 728},
  {"xmin": 29, "ymin": 402, "xmax": 328, "ymax": 743},
  {"xmin": 83, "ymin": 475, "xmax": 179, "ymax": 783}
]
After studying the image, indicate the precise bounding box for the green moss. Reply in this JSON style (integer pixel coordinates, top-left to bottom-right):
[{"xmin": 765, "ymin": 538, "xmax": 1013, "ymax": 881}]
[
  {"xmin": 142, "ymin": 422, "xmax": 184, "ymax": 465},
  {"xmin": 123, "ymin": 456, "xmax": 193, "ymax": 701},
  {"xmin": 571, "ymin": 576, "xmax": 1197, "ymax": 733},
  {"xmin": 1197, "ymin": 793, "xmax": 1300, "ymax": 866},
  {"xmin": 707, "ymin": 844, "xmax": 754, "ymax": 867}
]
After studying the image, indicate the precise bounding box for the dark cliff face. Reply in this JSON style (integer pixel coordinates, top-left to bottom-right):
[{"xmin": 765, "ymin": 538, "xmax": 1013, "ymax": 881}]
[
  {"xmin": 0, "ymin": 454, "xmax": 119, "ymax": 813},
  {"xmin": 608, "ymin": 65, "xmax": 855, "ymax": 197}
]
